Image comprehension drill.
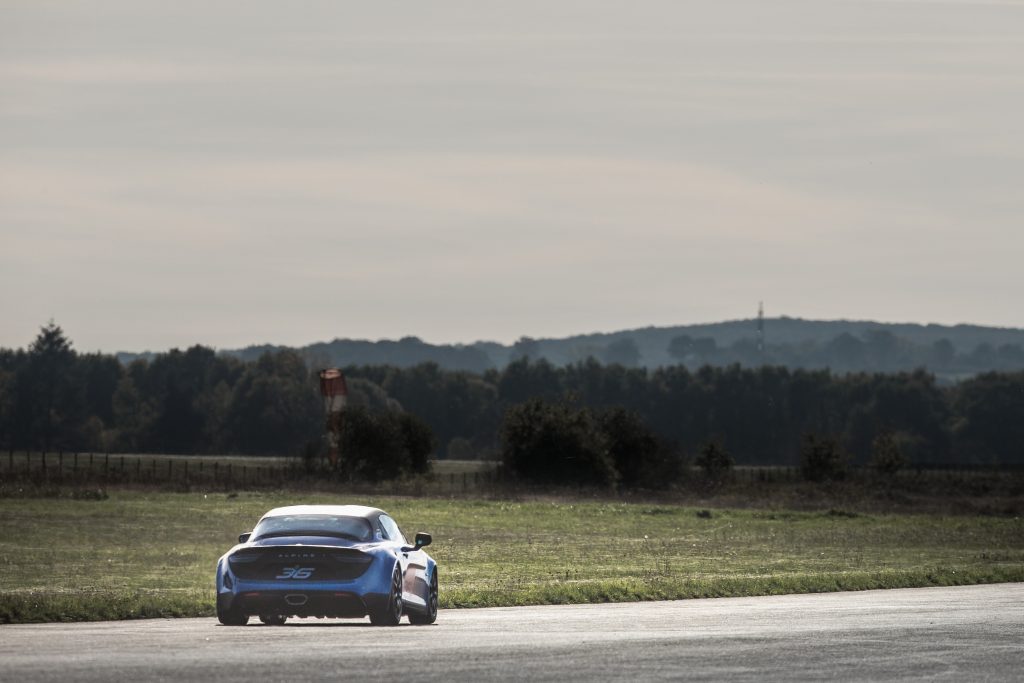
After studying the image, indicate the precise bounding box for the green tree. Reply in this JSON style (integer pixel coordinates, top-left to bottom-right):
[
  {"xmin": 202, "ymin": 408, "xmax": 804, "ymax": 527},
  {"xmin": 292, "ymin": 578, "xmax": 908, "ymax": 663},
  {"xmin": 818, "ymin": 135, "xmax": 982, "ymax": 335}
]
[
  {"xmin": 800, "ymin": 433, "xmax": 849, "ymax": 482},
  {"xmin": 511, "ymin": 336, "xmax": 541, "ymax": 361},
  {"xmin": 695, "ymin": 440, "xmax": 734, "ymax": 480},
  {"xmin": 497, "ymin": 358, "xmax": 562, "ymax": 405},
  {"xmin": 598, "ymin": 407, "xmax": 683, "ymax": 488},
  {"xmin": 398, "ymin": 411, "xmax": 434, "ymax": 475},
  {"xmin": 667, "ymin": 335, "xmax": 693, "ymax": 363},
  {"xmin": 25, "ymin": 321, "xmax": 78, "ymax": 450},
  {"xmin": 929, "ymin": 339, "xmax": 956, "ymax": 368},
  {"xmin": 952, "ymin": 371, "xmax": 1024, "ymax": 463},
  {"xmin": 225, "ymin": 351, "xmax": 320, "ymax": 455},
  {"xmin": 0, "ymin": 360, "xmax": 15, "ymax": 449},
  {"xmin": 111, "ymin": 373, "xmax": 153, "ymax": 451},
  {"xmin": 338, "ymin": 406, "xmax": 435, "ymax": 482},
  {"xmin": 825, "ymin": 333, "xmax": 865, "ymax": 371},
  {"xmin": 501, "ymin": 399, "xmax": 616, "ymax": 487},
  {"xmin": 869, "ymin": 431, "xmax": 909, "ymax": 476},
  {"xmin": 603, "ymin": 338, "xmax": 641, "ymax": 368}
]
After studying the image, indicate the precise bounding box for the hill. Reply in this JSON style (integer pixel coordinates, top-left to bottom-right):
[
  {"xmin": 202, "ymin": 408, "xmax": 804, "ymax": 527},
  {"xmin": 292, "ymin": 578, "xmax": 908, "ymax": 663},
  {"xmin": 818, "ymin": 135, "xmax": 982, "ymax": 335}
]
[{"xmin": 143, "ymin": 317, "xmax": 1024, "ymax": 379}]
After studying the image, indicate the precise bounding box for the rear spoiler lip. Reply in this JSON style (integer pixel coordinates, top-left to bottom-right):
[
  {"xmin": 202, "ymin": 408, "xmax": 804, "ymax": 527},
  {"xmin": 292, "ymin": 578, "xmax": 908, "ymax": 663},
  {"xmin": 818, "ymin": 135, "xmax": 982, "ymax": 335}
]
[{"xmin": 231, "ymin": 544, "xmax": 374, "ymax": 554}]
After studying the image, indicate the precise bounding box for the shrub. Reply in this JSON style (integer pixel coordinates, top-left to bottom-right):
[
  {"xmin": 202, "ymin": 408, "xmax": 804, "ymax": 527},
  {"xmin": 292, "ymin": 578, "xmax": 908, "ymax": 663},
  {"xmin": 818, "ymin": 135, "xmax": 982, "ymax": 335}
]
[
  {"xmin": 397, "ymin": 411, "xmax": 434, "ymax": 475},
  {"xmin": 869, "ymin": 431, "xmax": 909, "ymax": 476},
  {"xmin": 695, "ymin": 440, "xmax": 734, "ymax": 480},
  {"xmin": 339, "ymin": 406, "xmax": 434, "ymax": 482},
  {"xmin": 501, "ymin": 399, "xmax": 617, "ymax": 487},
  {"xmin": 598, "ymin": 407, "xmax": 684, "ymax": 489},
  {"xmin": 800, "ymin": 433, "xmax": 849, "ymax": 482}
]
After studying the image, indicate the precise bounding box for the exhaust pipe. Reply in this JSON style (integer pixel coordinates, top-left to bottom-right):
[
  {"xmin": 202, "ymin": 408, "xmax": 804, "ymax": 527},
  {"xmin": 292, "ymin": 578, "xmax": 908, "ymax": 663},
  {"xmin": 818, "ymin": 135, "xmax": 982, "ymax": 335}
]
[{"xmin": 285, "ymin": 594, "xmax": 308, "ymax": 606}]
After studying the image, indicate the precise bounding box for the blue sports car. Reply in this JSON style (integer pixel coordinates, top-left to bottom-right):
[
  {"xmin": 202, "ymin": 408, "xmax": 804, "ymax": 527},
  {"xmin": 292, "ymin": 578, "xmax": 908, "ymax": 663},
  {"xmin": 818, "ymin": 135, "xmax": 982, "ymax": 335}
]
[{"xmin": 216, "ymin": 504, "xmax": 438, "ymax": 626}]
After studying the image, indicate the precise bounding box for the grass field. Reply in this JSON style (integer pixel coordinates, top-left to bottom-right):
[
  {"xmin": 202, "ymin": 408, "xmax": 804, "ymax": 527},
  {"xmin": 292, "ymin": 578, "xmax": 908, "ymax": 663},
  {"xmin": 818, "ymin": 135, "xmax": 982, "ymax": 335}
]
[{"xmin": 0, "ymin": 489, "xmax": 1021, "ymax": 623}]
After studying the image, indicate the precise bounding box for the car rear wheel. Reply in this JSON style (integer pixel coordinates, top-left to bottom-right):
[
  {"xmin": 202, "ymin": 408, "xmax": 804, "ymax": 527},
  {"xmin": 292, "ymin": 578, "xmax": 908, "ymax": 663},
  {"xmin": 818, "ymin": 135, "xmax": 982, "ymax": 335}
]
[
  {"xmin": 216, "ymin": 597, "xmax": 248, "ymax": 626},
  {"xmin": 408, "ymin": 570, "xmax": 438, "ymax": 625},
  {"xmin": 259, "ymin": 614, "xmax": 287, "ymax": 626},
  {"xmin": 369, "ymin": 566, "xmax": 403, "ymax": 626}
]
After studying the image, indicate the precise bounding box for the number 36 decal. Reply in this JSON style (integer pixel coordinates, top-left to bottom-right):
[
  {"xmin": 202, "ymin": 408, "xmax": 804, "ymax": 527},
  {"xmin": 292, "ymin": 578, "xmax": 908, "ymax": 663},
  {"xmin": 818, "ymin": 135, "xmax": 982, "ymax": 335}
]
[{"xmin": 275, "ymin": 566, "xmax": 315, "ymax": 579}]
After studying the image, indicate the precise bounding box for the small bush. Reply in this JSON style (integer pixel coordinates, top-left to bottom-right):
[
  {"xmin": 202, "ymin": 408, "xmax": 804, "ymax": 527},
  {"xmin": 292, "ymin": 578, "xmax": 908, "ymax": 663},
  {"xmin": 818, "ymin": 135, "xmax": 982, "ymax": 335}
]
[
  {"xmin": 501, "ymin": 399, "xmax": 617, "ymax": 487},
  {"xmin": 695, "ymin": 440, "xmax": 734, "ymax": 480},
  {"xmin": 339, "ymin": 406, "xmax": 435, "ymax": 482},
  {"xmin": 800, "ymin": 433, "xmax": 849, "ymax": 482},
  {"xmin": 598, "ymin": 407, "xmax": 684, "ymax": 489},
  {"xmin": 870, "ymin": 431, "xmax": 910, "ymax": 476},
  {"xmin": 397, "ymin": 412, "xmax": 434, "ymax": 476}
]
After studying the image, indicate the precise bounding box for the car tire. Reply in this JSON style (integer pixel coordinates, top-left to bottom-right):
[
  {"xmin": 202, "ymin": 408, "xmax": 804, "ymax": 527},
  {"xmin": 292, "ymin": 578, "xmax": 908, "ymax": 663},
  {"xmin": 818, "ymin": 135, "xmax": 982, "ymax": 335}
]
[
  {"xmin": 216, "ymin": 597, "xmax": 248, "ymax": 626},
  {"xmin": 408, "ymin": 569, "xmax": 438, "ymax": 625},
  {"xmin": 369, "ymin": 566, "xmax": 403, "ymax": 626},
  {"xmin": 259, "ymin": 614, "xmax": 287, "ymax": 626}
]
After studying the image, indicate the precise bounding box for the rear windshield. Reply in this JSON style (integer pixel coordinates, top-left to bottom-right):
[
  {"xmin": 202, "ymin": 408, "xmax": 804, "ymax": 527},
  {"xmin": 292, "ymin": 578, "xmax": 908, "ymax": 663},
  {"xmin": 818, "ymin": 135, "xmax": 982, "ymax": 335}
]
[{"xmin": 252, "ymin": 514, "xmax": 373, "ymax": 542}]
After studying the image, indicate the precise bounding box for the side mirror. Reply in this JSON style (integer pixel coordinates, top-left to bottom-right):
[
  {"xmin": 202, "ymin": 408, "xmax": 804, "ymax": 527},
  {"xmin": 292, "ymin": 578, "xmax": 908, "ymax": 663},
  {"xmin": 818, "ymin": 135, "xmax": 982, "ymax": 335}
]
[
  {"xmin": 402, "ymin": 532, "xmax": 432, "ymax": 553},
  {"xmin": 238, "ymin": 532, "xmax": 251, "ymax": 543}
]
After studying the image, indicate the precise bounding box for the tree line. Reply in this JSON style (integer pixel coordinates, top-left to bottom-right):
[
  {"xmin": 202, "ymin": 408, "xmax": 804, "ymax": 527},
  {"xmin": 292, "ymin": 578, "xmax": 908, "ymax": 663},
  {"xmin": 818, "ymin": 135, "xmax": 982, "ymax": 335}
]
[
  {"xmin": 144, "ymin": 319, "xmax": 1024, "ymax": 378},
  {"xmin": 1, "ymin": 323, "xmax": 1021, "ymax": 466},
  {"xmin": 663, "ymin": 328, "xmax": 1024, "ymax": 377}
]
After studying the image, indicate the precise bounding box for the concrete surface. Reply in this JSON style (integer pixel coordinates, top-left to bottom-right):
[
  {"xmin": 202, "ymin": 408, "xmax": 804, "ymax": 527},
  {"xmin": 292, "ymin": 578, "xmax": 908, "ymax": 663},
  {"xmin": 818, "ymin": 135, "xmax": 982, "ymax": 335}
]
[{"xmin": 1, "ymin": 584, "xmax": 1021, "ymax": 681}]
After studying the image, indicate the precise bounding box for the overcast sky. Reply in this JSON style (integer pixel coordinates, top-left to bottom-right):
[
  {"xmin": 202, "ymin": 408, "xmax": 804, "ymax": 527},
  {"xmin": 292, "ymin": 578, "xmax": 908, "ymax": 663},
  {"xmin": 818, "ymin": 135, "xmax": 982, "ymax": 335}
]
[{"xmin": 2, "ymin": 0, "xmax": 1023, "ymax": 353}]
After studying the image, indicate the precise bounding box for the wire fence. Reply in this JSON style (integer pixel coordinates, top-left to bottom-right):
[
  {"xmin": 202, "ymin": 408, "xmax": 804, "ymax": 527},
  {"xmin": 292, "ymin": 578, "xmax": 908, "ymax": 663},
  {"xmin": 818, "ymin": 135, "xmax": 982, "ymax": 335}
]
[
  {"xmin": 0, "ymin": 450, "xmax": 1020, "ymax": 493},
  {"xmin": 0, "ymin": 450, "xmax": 504, "ymax": 492}
]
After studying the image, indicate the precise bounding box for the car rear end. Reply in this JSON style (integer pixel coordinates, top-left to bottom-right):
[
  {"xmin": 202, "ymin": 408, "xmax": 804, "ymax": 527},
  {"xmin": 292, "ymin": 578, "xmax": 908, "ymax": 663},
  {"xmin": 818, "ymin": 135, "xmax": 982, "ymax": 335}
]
[{"xmin": 217, "ymin": 544, "xmax": 393, "ymax": 619}]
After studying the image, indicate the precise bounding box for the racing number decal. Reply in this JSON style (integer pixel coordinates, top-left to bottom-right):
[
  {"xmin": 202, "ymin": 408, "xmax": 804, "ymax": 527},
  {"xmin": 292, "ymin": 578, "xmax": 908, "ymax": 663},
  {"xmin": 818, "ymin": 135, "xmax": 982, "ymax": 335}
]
[{"xmin": 275, "ymin": 566, "xmax": 315, "ymax": 579}]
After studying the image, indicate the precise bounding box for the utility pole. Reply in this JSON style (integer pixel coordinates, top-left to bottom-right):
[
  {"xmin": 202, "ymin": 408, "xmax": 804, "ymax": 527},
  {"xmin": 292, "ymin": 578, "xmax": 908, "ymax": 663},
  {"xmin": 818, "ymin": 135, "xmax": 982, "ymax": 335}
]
[{"xmin": 757, "ymin": 301, "xmax": 765, "ymax": 354}]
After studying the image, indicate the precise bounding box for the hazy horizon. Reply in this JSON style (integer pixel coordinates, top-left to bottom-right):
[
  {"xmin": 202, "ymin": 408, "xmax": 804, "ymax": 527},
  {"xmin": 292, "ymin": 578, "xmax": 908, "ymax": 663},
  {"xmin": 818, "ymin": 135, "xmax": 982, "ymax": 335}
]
[
  {"xmin": 3, "ymin": 1, "xmax": 1023, "ymax": 353},
  {"xmin": 16, "ymin": 312, "xmax": 1024, "ymax": 356}
]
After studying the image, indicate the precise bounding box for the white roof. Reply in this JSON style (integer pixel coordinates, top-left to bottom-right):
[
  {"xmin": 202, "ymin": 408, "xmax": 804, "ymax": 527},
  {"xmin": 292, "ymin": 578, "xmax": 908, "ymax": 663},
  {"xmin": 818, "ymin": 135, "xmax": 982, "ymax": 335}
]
[{"xmin": 260, "ymin": 504, "xmax": 382, "ymax": 520}]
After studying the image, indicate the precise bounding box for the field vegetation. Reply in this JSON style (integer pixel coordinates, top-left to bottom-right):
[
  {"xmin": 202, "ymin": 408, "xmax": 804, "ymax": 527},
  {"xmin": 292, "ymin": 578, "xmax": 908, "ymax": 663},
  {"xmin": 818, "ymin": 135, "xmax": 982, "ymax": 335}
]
[{"xmin": 1, "ymin": 489, "xmax": 1021, "ymax": 623}]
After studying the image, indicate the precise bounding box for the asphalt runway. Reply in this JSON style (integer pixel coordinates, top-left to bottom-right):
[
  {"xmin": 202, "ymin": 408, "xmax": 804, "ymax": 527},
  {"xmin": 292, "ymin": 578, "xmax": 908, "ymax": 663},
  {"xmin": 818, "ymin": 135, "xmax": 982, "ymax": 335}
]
[{"xmin": 1, "ymin": 584, "xmax": 1021, "ymax": 682}]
